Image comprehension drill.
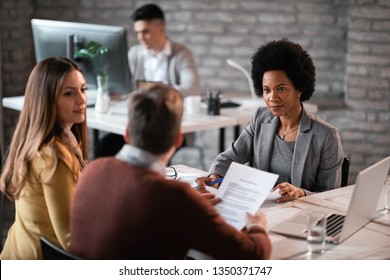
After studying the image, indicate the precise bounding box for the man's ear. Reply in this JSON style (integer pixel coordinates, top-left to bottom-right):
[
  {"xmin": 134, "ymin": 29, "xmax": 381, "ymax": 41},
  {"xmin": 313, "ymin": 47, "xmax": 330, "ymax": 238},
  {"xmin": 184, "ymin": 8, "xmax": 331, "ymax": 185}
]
[
  {"xmin": 174, "ymin": 129, "xmax": 184, "ymax": 148},
  {"xmin": 158, "ymin": 21, "xmax": 165, "ymax": 33},
  {"xmin": 124, "ymin": 127, "xmax": 130, "ymax": 144}
]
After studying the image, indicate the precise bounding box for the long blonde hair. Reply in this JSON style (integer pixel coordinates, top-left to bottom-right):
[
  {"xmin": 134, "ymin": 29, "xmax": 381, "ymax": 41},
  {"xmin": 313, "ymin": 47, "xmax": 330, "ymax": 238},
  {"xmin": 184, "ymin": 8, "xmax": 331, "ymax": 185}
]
[{"xmin": 0, "ymin": 57, "xmax": 88, "ymax": 200}]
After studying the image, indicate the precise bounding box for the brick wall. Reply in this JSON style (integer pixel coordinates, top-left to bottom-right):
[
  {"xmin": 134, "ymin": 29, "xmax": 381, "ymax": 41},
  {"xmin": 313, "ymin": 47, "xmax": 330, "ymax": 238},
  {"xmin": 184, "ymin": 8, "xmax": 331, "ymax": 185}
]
[
  {"xmin": 340, "ymin": 0, "xmax": 390, "ymax": 176},
  {"xmin": 1, "ymin": 0, "xmax": 389, "ymax": 182}
]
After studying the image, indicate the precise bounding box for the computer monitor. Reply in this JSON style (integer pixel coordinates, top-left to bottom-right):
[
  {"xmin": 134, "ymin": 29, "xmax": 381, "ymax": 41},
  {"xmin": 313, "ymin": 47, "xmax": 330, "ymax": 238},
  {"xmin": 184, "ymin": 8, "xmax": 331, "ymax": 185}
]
[{"xmin": 31, "ymin": 18, "xmax": 131, "ymax": 95}]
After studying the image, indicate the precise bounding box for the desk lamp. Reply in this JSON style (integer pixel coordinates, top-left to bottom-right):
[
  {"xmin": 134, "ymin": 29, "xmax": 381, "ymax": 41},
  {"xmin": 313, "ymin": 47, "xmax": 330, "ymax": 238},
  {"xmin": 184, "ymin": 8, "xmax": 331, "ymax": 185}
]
[{"xmin": 226, "ymin": 59, "xmax": 257, "ymax": 100}]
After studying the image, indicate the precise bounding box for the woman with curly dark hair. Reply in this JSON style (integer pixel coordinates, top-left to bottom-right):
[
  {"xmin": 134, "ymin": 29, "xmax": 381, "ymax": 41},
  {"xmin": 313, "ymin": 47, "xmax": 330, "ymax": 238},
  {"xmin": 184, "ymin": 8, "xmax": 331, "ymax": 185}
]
[{"xmin": 196, "ymin": 39, "xmax": 344, "ymax": 202}]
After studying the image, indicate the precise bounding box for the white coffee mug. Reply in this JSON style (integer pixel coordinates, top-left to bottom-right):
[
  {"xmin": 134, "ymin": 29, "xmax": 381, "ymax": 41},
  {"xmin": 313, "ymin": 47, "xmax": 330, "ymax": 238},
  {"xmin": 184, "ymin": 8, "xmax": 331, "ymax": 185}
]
[{"xmin": 184, "ymin": 96, "xmax": 204, "ymax": 115}]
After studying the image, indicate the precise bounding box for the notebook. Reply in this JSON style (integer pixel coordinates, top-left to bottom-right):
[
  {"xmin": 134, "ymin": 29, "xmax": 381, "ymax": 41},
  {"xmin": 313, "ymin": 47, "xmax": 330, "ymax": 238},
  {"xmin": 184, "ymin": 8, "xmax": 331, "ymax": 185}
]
[{"xmin": 270, "ymin": 156, "xmax": 390, "ymax": 244}]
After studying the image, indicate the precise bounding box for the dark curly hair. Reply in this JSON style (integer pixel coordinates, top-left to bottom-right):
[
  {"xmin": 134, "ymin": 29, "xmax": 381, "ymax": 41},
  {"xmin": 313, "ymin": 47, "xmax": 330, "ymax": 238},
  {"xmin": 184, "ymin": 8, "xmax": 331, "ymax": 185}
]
[{"xmin": 251, "ymin": 38, "xmax": 315, "ymax": 102}]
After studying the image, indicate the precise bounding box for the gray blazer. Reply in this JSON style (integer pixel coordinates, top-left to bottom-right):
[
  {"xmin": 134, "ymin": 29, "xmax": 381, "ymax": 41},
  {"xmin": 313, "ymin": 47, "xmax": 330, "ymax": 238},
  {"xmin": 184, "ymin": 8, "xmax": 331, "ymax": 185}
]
[
  {"xmin": 127, "ymin": 39, "xmax": 201, "ymax": 97},
  {"xmin": 210, "ymin": 106, "xmax": 344, "ymax": 194}
]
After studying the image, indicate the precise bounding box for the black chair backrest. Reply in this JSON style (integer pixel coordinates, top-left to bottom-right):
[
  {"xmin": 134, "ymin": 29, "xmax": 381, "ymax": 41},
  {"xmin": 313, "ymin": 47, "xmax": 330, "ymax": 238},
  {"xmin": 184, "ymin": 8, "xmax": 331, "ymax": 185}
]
[
  {"xmin": 40, "ymin": 236, "xmax": 81, "ymax": 260},
  {"xmin": 0, "ymin": 149, "xmax": 3, "ymax": 251},
  {"xmin": 341, "ymin": 157, "xmax": 350, "ymax": 187}
]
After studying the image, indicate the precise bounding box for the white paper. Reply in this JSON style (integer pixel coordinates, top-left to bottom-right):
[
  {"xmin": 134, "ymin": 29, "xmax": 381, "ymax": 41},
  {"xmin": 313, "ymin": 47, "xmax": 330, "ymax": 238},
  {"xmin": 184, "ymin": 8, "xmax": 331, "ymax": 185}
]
[
  {"xmin": 214, "ymin": 162, "xmax": 279, "ymax": 230},
  {"xmin": 266, "ymin": 189, "xmax": 282, "ymax": 201},
  {"xmin": 177, "ymin": 172, "xmax": 203, "ymax": 188}
]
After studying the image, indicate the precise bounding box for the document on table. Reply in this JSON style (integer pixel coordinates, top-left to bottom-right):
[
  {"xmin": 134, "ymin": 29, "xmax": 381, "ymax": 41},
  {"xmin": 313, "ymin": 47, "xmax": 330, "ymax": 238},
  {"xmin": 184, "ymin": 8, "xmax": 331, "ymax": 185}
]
[
  {"xmin": 178, "ymin": 173, "xmax": 203, "ymax": 188},
  {"xmin": 214, "ymin": 162, "xmax": 279, "ymax": 230}
]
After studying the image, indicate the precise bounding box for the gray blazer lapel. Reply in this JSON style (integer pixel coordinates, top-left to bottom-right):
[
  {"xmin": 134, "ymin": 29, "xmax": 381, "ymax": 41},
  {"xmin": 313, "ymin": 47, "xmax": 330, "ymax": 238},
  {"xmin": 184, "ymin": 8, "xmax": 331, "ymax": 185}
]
[
  {"xmin": 135, "ymin": 51, "xmax": 145, "ymax": 81},
  {"xmin": 167, "ymin": 40, "xmax": 179, "ymax": 85},
  {"xmin": 291, "ymin": 107, "xmax": 312, "ymax": 186},
  {"xmin": 258, "ymin": 116, "xmax": 279, "ymax": 170}
]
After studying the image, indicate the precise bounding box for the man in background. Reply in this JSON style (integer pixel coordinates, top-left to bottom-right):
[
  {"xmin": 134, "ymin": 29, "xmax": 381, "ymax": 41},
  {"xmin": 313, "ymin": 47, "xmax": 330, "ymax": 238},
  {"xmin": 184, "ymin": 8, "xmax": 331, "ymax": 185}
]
[
  {"xmin": 95, "ymin": 3, "xmax": 200, "ymax": 157},
  {"xmin": 128, "ymin": 3, "xmax": 200, "ymax": 96}
]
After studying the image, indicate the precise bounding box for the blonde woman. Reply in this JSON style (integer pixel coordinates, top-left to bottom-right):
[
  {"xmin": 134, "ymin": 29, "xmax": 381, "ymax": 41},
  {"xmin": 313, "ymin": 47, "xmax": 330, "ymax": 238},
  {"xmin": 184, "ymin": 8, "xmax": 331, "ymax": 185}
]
[{"xmin": 0, "ymin": 57, "xmax": 88, "ymax": 259}]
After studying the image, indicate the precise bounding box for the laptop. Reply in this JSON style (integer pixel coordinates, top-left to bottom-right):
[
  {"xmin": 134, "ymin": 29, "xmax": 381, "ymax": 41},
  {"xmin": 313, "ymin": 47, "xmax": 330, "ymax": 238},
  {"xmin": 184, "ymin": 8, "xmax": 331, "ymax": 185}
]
[{"xmin": 270, "ymin": 156, "xmax": 390, "ymax": 244}]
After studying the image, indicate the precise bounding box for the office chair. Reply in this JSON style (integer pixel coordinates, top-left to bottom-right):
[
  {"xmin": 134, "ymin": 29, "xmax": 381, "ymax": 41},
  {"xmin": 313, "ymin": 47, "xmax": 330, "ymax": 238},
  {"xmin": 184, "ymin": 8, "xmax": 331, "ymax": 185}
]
[
  {"xmin": 0, "ymin": 149, "xmax": 4, "ymax": 251},
  {"xmin": 180, "ymin": 133, "xmax": 207, "ymax": 170},
  {"xmin": 40, "ymin": 236, "xmax": 81, "ymax": 260},
  {"xmin": 341, "ymin": 157, "xmax": 350, "ymax": 187}
]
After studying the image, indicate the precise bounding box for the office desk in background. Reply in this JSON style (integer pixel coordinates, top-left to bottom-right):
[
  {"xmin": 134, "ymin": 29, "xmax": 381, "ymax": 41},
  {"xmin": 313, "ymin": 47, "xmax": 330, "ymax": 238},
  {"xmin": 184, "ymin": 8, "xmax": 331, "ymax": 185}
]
[
  {"xmin": 2, "ymin": 95, "xmax": 248, "ymax": 153},
  {"xmin": 175, "ymin": 164, "xmax": 390, "ymax": 260},
  {"xmin": 2, "ymin": 95, "xmax": 318, "ymax": 153}
]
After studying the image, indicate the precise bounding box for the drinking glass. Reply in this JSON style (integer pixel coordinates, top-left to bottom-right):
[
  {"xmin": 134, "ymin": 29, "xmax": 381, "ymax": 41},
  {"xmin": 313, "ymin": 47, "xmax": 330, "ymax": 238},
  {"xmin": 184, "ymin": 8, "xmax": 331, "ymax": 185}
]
[
  {"xmin": 384, "ymin": 175, "xmax": 390, "ymax": 210},
  {"xmin": 307, "ymin": 212, "xmax": 326, "ymax": 254}
]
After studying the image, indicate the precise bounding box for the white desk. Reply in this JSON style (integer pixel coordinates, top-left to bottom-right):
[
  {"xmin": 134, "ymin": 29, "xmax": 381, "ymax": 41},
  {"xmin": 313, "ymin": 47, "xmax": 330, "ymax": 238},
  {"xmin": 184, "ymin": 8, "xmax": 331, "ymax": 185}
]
[
  {"xmin": 2, "ymin": 96, "xmax": 318, "ymax": 153},
  {"xmin": 87, "ymin": 105, "xmax": 239, "ymax": 135},
  {"xmin": 174, "ymin": 164, "xmax": 390, "ymax": 260},
  {"xmin": 2, "ymin": 96, "xmax": 240, "ymax": 152},
  {"xmin": 264, "ymin": 189, "xmax": 390, "ymax": 260},
  {"xmin": 2, "ymin": 95, "xmax": 236, "ymax": 134}
]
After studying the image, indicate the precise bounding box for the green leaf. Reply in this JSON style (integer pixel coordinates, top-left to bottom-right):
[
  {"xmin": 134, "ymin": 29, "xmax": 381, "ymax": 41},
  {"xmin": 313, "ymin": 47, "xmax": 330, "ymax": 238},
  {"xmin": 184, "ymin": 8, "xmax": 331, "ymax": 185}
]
[
  {"xmin": 74, "ymin": 49, "xmax": 94, "ymax": 59},
  {"xmin": 73, "ymin": 40, "xmax": 112, "ymax": 76}
]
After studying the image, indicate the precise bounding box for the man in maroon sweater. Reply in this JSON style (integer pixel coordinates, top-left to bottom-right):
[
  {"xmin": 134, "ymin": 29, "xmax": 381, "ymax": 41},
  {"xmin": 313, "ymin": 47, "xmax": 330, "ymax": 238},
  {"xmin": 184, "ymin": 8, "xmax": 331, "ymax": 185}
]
[{"xmin": 70, "ymin": 84, "xmax": 272, "ymax": 259}]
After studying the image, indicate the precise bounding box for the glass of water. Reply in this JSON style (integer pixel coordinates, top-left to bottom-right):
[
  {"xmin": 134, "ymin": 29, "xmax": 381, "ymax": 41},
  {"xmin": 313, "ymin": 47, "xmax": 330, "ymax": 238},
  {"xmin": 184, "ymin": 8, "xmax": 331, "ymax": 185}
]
[
  {"xmin": 384, "ymin": 175, "xmax": 390, "ymax": 211},
  {"xmin": 307, "ymin": 211, "xmax": 327, "ymax": 254}
]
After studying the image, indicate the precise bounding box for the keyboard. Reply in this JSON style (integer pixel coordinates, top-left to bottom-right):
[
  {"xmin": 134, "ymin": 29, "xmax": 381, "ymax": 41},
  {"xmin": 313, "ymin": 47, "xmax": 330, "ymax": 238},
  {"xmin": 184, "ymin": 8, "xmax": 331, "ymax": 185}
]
[{"xmin": 325, "ymin": 213, "xmax": 345, "ymax": 237}]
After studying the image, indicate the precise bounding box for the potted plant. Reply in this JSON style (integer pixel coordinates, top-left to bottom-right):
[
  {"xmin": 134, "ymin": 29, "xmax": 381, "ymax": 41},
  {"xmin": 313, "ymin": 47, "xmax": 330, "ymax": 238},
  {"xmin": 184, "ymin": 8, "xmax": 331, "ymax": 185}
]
[{"xmin": 74, "ymin": 40, "xmax": 111, "ymax": 77}]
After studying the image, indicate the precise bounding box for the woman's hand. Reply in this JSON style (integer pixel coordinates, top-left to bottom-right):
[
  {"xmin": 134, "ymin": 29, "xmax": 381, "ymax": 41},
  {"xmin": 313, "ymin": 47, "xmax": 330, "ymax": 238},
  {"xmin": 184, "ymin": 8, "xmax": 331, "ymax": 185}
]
[
  {"xmin": 272, "ymin": 182, "xmax": 305, "ymax": 202},
  {"xmin": 195, "ymin": 173, "xmax": 222, "ymax": 189}
]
